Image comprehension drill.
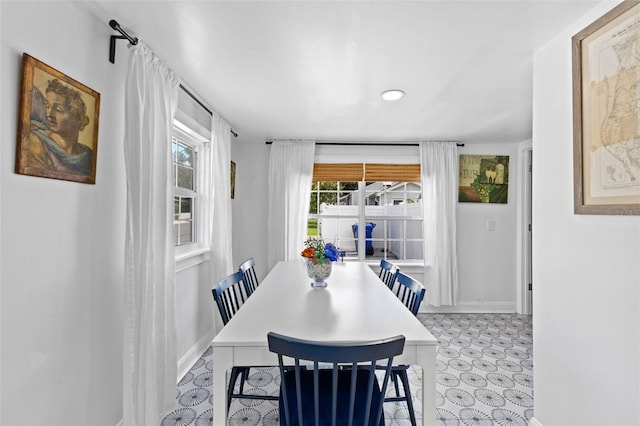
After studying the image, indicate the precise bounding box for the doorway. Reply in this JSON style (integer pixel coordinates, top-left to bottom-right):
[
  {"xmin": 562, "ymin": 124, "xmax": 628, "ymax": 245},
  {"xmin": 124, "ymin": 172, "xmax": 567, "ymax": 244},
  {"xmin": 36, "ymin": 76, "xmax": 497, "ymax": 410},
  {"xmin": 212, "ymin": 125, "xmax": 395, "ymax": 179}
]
[{"xmin": 517, "ymin": 145, "xmax": 533, "ymax": 315}]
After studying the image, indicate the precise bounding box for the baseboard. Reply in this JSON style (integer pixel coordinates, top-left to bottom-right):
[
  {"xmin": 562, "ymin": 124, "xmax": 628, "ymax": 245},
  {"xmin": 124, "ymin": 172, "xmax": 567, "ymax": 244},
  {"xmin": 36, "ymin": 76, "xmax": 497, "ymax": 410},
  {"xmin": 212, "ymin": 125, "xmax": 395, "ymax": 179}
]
[
  {"xmin": 177, "ymin": 329, "xmax": 216, "ymax": 383},
  {"xmin": 422, "ymin": 301, "xmax": 517, "ymax": 313},
  {"xmin": 529, "ymin": 417, "xmax": 543, "ymax": 426}
]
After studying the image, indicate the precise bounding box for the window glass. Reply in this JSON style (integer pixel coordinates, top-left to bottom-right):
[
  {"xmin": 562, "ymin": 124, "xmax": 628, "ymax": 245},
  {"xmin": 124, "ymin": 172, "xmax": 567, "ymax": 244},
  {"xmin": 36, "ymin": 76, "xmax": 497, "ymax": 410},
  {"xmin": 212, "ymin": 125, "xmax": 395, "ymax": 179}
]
[
  {"xmin": 308, "ymin": 175, "xmax": 423, "ymax": 262},
  {"xmin": 172, "ymin": 135, "xmax": 197, "ymax": 246},
  {"xmin": 173, "ymin": 138, "xmax": 194, "ymax": 190}
]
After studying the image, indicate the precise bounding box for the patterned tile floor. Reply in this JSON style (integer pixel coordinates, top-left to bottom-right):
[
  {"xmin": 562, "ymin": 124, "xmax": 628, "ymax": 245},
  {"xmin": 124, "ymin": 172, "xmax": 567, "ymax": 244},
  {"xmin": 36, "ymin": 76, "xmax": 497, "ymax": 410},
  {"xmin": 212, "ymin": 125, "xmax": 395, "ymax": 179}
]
[{"xmin": 161, "ymin": 313, "xmax": 533, "ymax": 425}]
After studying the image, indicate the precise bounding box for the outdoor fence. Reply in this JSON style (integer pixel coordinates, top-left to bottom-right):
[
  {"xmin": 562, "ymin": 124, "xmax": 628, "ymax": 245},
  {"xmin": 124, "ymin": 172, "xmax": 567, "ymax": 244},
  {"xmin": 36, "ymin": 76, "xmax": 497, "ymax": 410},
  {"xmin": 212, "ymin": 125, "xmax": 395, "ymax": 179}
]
[{"xmin": 318, "ymin": 202, "xmax": 423, "ymax": 259}]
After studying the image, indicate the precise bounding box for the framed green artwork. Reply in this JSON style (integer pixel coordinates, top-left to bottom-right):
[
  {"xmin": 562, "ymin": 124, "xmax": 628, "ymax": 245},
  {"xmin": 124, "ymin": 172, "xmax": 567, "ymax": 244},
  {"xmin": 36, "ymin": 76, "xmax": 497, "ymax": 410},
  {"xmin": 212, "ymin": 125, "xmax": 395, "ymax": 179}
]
[{"xmin": 458, "ymin": 155, "xmax": 509, "ymax": 204}]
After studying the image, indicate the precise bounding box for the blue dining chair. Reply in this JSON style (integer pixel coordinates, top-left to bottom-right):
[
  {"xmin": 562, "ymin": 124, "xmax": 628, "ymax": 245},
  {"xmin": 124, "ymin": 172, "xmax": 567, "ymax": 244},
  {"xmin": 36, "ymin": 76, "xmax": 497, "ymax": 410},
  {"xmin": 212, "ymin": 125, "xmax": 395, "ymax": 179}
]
[
  {"xmin": 238, "ymin": 257, "xmax": 260, "ymax": 297},
  {"xmin": 378, "ymin": 259, "xmax": 400, "ymax": 290},
  {"xmin": 268, "ymin": 332, "xmax": 405, "ymax": 426},
  {"xmin": 385, "ymin": 271, "xmax": 426, "ymax": 425},
  {"xmin": 391, "ymin": 272, "xmax": 426, "ymax": 316},
  {"xmin": 211, "ymin": 271, "xmax": 278, "ymax": 409},
  {"xmin": 212, "ymin": 271, "xmax": 249, "ymax": 325}
]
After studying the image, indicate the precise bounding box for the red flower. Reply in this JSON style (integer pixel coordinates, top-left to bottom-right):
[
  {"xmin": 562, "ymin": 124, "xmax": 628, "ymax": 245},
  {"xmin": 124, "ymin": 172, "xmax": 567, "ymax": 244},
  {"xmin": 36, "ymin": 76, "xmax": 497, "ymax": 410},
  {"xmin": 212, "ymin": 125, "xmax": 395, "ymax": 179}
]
[{"xmin": 301, "ymin": 247, "xmax": 315, "ymax": 259}]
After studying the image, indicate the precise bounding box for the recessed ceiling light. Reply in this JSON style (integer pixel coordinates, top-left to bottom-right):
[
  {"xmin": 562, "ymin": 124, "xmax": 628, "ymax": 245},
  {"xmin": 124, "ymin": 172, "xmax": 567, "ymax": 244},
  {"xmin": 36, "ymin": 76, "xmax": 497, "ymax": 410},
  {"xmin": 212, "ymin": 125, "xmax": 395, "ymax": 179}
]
[{"xmin": 381, "ymin": 89, "xmax": 405, "ymax": 101}]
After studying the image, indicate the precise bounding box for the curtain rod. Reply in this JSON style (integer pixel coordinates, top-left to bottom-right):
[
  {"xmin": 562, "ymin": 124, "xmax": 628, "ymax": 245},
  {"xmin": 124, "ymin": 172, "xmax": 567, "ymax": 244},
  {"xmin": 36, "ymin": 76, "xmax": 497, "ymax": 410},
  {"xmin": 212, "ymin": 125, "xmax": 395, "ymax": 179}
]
[
  {"xmin": 179, "ymin": 84, "xmax": 239, "ymax": 137},
  {"xmin": 108, "ymin": 19, "xmax": 238, "ymax": 138},
  {"xmin": 265, "ymin": 141, "xmax": 464, "ymax": 147}
]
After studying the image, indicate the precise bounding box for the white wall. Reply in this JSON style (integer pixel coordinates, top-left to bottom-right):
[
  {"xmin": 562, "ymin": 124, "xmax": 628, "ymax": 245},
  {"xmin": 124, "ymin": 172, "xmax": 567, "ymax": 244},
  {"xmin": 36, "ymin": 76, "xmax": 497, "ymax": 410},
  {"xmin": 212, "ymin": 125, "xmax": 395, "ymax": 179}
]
[
  {"xmin": 533, "ymin": 1, "xmax": 640, "ymax": 424},
  {"xmin": 231, "ymin": 136, "xmax": 271, "ymax": 282},
  {"xmin": 175, "ymin": 260, "xmax": 215, "ymax": 379},
  {"xmin": 232, "ymin": 140, "xmax": 522, "ymax": 313},
  {"xmin": 448, "ymin": 142, "xmax": 520, "ymax": 312},
  {"xmin": 0, "ymin": 3, "xmax": 215, "ymax": 425},
  {"xmin": 0, "ymin": 3, "xmax": 125, "ymax": 425}
]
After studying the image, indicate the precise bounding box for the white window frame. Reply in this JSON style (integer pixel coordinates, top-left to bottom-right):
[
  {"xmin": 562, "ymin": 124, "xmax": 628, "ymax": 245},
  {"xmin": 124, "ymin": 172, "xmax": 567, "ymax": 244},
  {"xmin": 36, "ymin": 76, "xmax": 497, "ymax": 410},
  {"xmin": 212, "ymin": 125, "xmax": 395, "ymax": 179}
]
[
  {"xmin": 173, "ymin": 134, "xmax": 197, "ymax": 246},
  {"xmin": 362, "ymin": 181, "xmax": 423, "ymax": 263},
  {"xmin": 172, "ymin": 119, "xmax": 210, "ymax": 264},
  {"xmin": 309, "ymin": 181, "xmax": 423, "ymax": 265},
  {"xmin": 308, "ymin": 180, "xmax": 359, "ymax": 252},
  {"xmin": 309, "ymin": 144, "xmax": 424, "ymax": 267}
]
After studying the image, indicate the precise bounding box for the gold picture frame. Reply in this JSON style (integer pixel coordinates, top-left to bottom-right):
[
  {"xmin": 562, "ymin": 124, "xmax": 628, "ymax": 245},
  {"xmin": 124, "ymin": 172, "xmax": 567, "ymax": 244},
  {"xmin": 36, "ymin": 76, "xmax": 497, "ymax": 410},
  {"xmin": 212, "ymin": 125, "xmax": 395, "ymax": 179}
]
[
  {"xmin": 572, "ymin": 1, "xmax": 640, "ymax": 214},
  {"xmin": 16, "ymin": 53, "xmax": 100, "ymax": 184},
  {"xmin": 230, "ymin": 160, "xmax": 236, "ymax": 199}
]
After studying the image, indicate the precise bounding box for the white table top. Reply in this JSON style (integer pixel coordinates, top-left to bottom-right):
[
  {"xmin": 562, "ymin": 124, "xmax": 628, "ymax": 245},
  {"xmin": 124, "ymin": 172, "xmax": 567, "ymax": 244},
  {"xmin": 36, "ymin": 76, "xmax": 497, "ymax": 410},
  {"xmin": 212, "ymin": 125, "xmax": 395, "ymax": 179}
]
[
  {"xmin": 212, "ymin": 259, "xmax": 437, "ymax": 349},
  {"xmin": 211, "ymin": 259, "xmax": 438, "ymax": 425}
]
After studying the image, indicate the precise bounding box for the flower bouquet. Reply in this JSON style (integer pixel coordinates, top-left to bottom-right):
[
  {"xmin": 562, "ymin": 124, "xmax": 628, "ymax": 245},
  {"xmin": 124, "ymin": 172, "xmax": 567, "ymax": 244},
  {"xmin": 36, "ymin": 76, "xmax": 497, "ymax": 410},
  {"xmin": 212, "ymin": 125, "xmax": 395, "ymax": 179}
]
[{"xmin": 301, "ymin": 238, "xmax": 339, "ymax": 287}]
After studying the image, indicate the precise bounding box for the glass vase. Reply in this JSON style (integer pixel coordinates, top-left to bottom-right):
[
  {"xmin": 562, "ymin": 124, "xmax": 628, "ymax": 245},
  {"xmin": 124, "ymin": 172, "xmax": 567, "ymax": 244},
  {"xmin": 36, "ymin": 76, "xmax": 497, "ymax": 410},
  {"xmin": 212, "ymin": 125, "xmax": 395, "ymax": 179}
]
[{"xmin": 306, "ymin": 259, "xmax": 332, "ymax": 288}]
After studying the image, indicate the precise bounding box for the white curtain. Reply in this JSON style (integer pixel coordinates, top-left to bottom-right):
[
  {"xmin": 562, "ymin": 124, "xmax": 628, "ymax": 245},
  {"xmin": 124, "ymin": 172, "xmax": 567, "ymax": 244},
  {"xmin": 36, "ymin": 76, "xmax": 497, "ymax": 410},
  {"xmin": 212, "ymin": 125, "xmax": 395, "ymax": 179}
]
[
  {"xmin": 207, "ymin": 113, "xmax": 234, "ymax": 285},
  {"xmin": 420, "ymin": 142, "xmax": 459, "ymax": 306},
  {"xmin": 123, "ymin": 43, "xmax": 179, "ymax": 426},
  {"xmin": 267, "ymin": 140, "xmax": 316, "ymax": 269}
]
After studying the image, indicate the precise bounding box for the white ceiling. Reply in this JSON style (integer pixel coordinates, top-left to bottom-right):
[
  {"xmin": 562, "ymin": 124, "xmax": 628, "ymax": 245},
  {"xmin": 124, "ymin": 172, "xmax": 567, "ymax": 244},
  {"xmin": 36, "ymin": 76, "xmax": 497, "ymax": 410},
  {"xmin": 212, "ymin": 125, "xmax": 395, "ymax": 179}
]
[{"xmin": 88, "ymin": 1, "xmax": 604, "ymax": 144}]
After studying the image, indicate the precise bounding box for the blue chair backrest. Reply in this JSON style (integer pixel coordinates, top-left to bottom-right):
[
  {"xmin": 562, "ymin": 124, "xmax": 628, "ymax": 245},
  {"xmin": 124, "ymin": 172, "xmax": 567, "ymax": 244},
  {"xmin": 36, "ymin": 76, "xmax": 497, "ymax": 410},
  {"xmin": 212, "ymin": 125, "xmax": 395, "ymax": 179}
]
[
  {"xmin": 238, "ymin": 257, "xmax": 260, "ymax": 296},
  {"xmin": 392, "ymin": 272, "xmax": 426, "ymax": 316},
  {"xmin": 211, "ymin": 270, "xmax": 248, "ymax": 325},
  {"xmin": 268, "ymin": 332, "xmax": 405, "ymax": 426},
  {"xmin": 378, "ymin": 259, "xmax": 400, "ymax": 290}
]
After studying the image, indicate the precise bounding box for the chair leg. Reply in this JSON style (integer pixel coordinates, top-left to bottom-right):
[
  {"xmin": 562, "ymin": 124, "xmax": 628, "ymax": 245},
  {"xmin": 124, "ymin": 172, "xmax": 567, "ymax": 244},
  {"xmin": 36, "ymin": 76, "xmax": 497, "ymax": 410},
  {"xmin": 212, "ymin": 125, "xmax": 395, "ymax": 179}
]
[
  {"xmin": 227, "ymin": 367, "xmax": 243, "ymax": 410},
  {"xmin": 227, "ymin": 366, "xmax": 280, "ymax": 410},
  {"xmin": 236, "ymin": 367, "xmax": 249, "ymax": 396},
  {"xmin": 391, "ymin": 371, "xmax": 402, "ymax": 397},
  {"xmin": 397, "ymin": 369, "xmax": 417, "ymax": 426}
]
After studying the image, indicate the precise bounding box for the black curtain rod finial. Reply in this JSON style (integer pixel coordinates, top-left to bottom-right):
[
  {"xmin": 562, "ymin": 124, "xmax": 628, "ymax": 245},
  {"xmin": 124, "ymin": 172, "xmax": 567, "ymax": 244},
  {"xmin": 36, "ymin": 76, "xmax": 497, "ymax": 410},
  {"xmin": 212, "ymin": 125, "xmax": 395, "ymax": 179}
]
[
  {"xmin": 109, "ymin": 19, "xmax": 138, "ymax": 45},
  {"xmin": 108, "ymin": 19, "xmax": 138, "ymax": 64}
]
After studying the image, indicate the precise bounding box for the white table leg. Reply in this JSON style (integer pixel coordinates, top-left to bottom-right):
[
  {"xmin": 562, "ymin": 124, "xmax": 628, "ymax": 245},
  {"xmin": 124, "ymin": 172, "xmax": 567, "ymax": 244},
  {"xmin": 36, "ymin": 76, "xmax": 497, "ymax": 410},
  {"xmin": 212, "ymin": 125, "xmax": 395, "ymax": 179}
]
[
  {"xmin": 212, "ymin": 346, "xmax": 233, "ymax": 426},
  {"xmin": 417, "ymin": 345, "xmax": 437, "ymax": 426}
]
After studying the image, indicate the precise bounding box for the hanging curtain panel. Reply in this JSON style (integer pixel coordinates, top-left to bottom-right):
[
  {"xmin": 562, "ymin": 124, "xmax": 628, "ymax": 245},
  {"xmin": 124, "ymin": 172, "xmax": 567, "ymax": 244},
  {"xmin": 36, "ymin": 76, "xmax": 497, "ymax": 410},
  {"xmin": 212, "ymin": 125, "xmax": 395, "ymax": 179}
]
[
  {"xmin": 123, "ymin": 43, "xmax": 179, "ymax": 426},
  {"xmin": 420, "ymin": 142, "xmax": 459, "ymax": 307},
  {"xmin": 267, "ymin": 140, "xmax": 316, "ymax": 269},
  {"xmin": 208, "ymin": 113, "xmax": 233, "ymax": 284}
]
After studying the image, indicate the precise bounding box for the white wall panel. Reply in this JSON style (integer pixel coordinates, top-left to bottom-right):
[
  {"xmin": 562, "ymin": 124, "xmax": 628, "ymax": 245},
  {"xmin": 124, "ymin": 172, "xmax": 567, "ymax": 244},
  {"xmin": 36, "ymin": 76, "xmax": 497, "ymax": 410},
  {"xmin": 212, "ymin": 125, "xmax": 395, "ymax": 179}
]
[
  {"xmin": 533, "ymin": 1, "xmax": 640, "ymax": 424},
  {"xmin": 0, "ymin": 3, "xmax": 126, "ymax": 425}
]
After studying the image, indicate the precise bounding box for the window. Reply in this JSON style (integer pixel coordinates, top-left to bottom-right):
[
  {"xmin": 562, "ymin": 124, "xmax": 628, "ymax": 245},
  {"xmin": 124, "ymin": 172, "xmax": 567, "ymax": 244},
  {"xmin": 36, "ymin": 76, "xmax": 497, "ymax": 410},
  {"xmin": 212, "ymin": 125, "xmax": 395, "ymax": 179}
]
[
  {"xmin": 308, "ymin": 180, "xmax": 359, "ymax": 241},
  {"xmin": 308, "ymin": 163, "xmax": 423, "ymax": 262},
  {"xmin": 172, "ymin": 133, "xmax": 197, "ymax": 245},
  {"xmin": 170, "ymin": 90, "xmax": 213, "ymax": 266}
]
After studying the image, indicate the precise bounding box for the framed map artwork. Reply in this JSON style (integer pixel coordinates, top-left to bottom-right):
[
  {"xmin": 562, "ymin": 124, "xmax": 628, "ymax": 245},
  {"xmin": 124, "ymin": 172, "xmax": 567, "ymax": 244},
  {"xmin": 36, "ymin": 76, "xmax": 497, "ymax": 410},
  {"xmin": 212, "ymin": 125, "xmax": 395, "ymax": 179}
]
[
  {"xmin": 458, "ymin": 155, "xmax": 509, "ymax": 204},
  {"xmin": 572, "ymin": 1, "xmax": 640, "ymax": 214}
]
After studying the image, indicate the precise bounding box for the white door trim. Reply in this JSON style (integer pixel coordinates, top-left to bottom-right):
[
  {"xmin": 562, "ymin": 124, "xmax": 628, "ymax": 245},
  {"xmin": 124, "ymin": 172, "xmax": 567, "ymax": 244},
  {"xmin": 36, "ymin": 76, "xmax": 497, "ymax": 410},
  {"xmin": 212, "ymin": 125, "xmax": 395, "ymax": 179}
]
[{"xmin": 516, "ymin": 141, "xmax": 533, "ymax": 315}]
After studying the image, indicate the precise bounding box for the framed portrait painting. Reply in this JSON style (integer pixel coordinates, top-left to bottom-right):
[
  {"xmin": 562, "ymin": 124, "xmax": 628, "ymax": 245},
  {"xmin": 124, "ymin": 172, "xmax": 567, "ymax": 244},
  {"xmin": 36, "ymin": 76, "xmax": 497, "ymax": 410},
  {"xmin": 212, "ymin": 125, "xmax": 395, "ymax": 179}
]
[
  {"xmin": 15, "ymin": 53, "xmax": 100, "ymax": 184},
  {"xmin": 572, "ymin": 1, "xmax": 640, "ymax": 214}
]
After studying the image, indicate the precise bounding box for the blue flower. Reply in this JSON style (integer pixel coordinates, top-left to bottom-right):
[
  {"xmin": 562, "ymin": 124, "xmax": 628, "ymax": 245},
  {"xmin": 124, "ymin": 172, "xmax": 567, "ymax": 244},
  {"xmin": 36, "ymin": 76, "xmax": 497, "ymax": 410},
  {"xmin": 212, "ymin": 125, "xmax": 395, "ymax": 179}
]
[{"xmin": 324, "ymin": 243, "xmax": 339, "ymax": 262}]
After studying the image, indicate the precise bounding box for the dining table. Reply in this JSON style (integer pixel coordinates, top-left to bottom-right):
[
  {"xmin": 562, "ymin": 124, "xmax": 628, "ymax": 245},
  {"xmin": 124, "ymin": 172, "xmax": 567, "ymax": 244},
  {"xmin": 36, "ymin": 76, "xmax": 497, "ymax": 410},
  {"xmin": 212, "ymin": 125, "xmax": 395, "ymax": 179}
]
[{"xmin": 211, "ymin": 259, "xmax": 438, "ymax": 425}]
